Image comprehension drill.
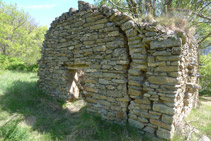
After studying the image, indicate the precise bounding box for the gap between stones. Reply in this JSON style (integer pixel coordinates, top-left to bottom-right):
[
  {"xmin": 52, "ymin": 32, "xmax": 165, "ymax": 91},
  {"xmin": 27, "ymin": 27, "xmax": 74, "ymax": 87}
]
[{"xmin": 118, "ymin": 26, "xmax": 133, "ymax": 123}]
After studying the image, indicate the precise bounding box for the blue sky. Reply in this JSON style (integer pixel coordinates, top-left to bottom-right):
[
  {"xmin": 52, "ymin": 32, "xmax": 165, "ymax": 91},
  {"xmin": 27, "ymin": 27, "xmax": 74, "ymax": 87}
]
[{"xmin": 4, "ymin": 0, "xmax": 95, "ymax": 27}]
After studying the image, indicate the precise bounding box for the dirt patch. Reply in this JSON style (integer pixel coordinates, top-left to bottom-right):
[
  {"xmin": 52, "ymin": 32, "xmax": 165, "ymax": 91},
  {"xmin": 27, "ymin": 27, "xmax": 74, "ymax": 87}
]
[{"xmin": 65, "ymin": 99, "xmax": 86, "ymax": 113}]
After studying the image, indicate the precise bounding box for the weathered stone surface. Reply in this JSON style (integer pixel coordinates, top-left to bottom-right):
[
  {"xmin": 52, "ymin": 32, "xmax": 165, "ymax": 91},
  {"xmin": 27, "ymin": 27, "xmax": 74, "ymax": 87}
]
[
  {"xmin": 128, "ymin": 119, "xmax": 144, "ymax": 129},
  {"xmin": 85, "ymin": 86, "xmax": 98, "ymax": 93},
  {"xmin": 135, "ymin": 99, "xmax": 150, "ymax": 104},
  {"xmin": 116, "ymin": 97, "xmax": 130, "ymax": 102},
  {"xmin": 121, "ymin": 20, "xmax": 135, "ymax": 30},
  {"xmin": 150, "ymin": 38, "xmax": 182, "ymax": 49},
  {"xmin": 148, "ymin": 76, "xmax": 177, "ymax": 85},
  {"xmin": 152, "ymin": 51, "xmax": 171, "ymax": 56},
  {"xmin": 143, "ymin": 126, "xmax": 155, "ymax": 134},
  {"xmin": 155, "ymin": 66, "xmax": 178, "ymax": 72},
  {"xmin": 148, "ymin": 62, "xmax": 166, "ymax": 67},
  {"xmin": 156, "ymin": 128, "xmax": 171, "ymax": 139},
  {"xmin": 138, "ymin": 117, "xmax": 148, "ymax": 123},
  {"xmin": 128, "ymin": 88, "xmax": 142, "ymax": 96},
  {"xmin": 156, "ymin": 56, "xmax": 179, "ymax": 61},
  {"xmin": 153, "ymin": 104, "xmax": 174, "ymax": 115},
  {"xmin": 99, "ymin": 79, "xmax": 109, "ymax": 85},
  {"xmin": 162, "ymin": 114, "xmax": 173, "ymax": 124},
  {"xmin": 150, "ymin": 119, "xmax": 171, "ymax": 130},
  {"xmin": 139, "ymin": 104, "xmax": 151, "ymax": 110},
  {"xmin": 86, "ymin": 97, "xmax": 97, "ymax": 103}
]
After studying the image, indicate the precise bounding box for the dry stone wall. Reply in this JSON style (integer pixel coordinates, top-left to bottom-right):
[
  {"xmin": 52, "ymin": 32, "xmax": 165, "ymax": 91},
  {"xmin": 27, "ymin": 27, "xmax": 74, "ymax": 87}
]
[{"xmin": 38, "ymin": 1, "xmax": 199, "ymax": 140}]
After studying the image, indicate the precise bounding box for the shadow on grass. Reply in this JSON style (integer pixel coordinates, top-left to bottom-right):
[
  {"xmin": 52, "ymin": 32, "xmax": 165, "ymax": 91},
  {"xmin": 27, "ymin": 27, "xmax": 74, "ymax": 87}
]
[
  {"xmin": 0, "ymin": 80, "xmax": 81, "ymax": 140},
  {"xmin": 199, "ymin": 89, "xmax": 211, "ymax": 97},
  {"xmin": 0, "ymin": 80, "xmax": 148, "ymax": 141}
]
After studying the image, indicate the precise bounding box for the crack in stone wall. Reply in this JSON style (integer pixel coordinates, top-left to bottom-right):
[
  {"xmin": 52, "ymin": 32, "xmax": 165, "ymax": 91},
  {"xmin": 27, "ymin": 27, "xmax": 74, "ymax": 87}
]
[{"xmin": 118, "ymin": 27, "xmax": 132, "ymax": 122}]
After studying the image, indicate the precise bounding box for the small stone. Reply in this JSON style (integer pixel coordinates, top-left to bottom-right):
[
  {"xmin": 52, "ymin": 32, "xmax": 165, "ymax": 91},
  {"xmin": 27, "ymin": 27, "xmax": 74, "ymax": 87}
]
[
  {"xmin": 152, "ymin": 51, "xmax": 171, "ymax": 56},
  {"xmin": 121, "ymin": 20, "xmax": 135, "ymax": 30},
  {"xmin": 150, "ymin": 37, "xmax": 182, "ymax": 49},
  {"xmin": 85, "ymin": 86, "xmax": 98, "ymax": 93},
  {"xmin": 162, "ymin": 114, "xmax": 173, "ymax": 124},
  {"xmin": 156, "ymin": 56, "xmax": 179, "ymax": 61},
  {"xmin": 94, "ymin": 46, "xmax": 106, "ymax": 52},
  {"xmin": 99, "ymin": 100, "xmax": 110, "ymax": 106},
  {"xmin": 99, "ymin": 79, "xmax": 109, "ymax": 85},
  {"xmin": 126, "ymin": 29, "xmax": 137, "ymax": 37},
  {"xmin": 155, "ymin": 66, "xmax": 178, "ymax": 72},
  {"xmin": 150, "ymin": 119, "xmax": 171, "ymax": 130},
  {"xmin": 143, "ymin": 126, "xmax": 155, "ymax": 134},
  {"xmin": 148, "ymin": 76, "xmax": 177, "ymax": 85},
  {"xmin": 86, "ymin": 97, "xmax": 97, "ymax": 104},
  {"xmin": 90, "ymin": 24, "xmax": 104, "ymax": 30},
  {"xmin": 153, "ymin": 103, "xmax": 174, "ymax": 115},
  {"xmin": 156, "ymin": 128, "xmax": 171, "ymax": 139},
  {"xmin": 128, "ymin": 119, "xmax": 144, "ymax": 129},
  {"xmin": 172, "ymin": 47, "xmax": 181, "ymax": 54},
  {"xmin": 138, "ymin": 104, "xmax": 151, "ymax": 110},
  {"xmin": 138, "ymin": 117, "xmax": 148, "ymax": 123},
  {"xmin": 128, "ymin": 88, "xmax": 142, "ymax": 96},
  {"xmin": 108, "ymin": 31, "xmax": 119, "ymax": 36},
  {"xmin": 135, "ymin": 99, "xmax": 150, "ymax": 104},
  {"xmin": 116, "ymin": 97, "xmax": 130, "ymax": 102}
]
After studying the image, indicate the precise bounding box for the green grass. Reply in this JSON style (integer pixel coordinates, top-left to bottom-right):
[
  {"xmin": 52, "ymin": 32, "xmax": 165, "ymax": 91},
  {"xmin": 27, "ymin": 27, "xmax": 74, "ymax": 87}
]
[
  {"xmin": 187, "ymin": 96, "xmax": 211, "ymax": 138},
  {"xmin": 173, "ymin": 94, "xmax": 211, "ymax": 141},
  {"xmin": 0, "ymin": 70, "xmax": 145, "ymax": 141},
  {"xmin": 0, "ymin": 70, "xmax": 210, "ymax": 141}
]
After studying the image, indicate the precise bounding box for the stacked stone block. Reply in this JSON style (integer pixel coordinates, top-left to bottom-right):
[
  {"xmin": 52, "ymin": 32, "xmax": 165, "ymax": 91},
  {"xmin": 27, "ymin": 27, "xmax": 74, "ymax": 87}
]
[{"xmin": 38, "ymin": 1, "xmax": 199, "ymax": 140}]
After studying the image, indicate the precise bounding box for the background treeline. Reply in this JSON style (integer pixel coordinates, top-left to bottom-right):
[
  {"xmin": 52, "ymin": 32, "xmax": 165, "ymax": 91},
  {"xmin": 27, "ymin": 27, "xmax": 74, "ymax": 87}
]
[
  {"xmin": 0, "ymin": 0, "xmax": 47, "ymax": 71},
  {"xmin": 95, "ymin": 0, "xmax": 211, "ymax": 49}
]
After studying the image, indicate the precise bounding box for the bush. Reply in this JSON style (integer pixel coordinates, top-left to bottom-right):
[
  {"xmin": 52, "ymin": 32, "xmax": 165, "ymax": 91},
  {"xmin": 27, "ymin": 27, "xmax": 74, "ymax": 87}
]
[
  {"xmin": 0, "ymin": 54, "xmax": 38, "ymax": 72},
  {"xmin": 200, "ymin": 53, "xmax": 211, "ymax": 93}
]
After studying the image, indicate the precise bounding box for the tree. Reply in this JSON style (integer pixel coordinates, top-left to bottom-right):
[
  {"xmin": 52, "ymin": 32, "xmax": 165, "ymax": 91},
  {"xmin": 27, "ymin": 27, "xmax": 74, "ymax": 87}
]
[
  {"xmin": 0, "ymin": 1, "xmax": 48, "ymax": 64},
  {"xmin": 94, "ymin": 0, "xmax": 211, "ymax": 49}
]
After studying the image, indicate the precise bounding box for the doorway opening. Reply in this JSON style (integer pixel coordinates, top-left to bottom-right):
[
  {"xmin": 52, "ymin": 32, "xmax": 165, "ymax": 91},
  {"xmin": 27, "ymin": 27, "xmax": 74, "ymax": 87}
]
[{"xmin": 67, "ymin": 69, "xmax": 85, "ymax": 102}]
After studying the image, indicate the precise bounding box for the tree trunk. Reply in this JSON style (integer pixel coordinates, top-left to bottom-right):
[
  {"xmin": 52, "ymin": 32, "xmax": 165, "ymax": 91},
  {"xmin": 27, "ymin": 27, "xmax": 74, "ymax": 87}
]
[
  {"xmin": 1, "ymin": 45, "xmax": 7, "ymax": 55},
  {"xmin": 152, "ymin": 0, "xmax": 156, "ymax": 16},
  {"xmin": 163, "ymin": 0, "xmax": 172, "ymax": 15},
  {"xmin": 145, "ymin": 0, "xmax": 152, "ymax": 15},
  {"xmin": 126, "ymin": 0, "xmax": 138, "ymax": 17},
  {"xmin": 137, "ymin": 0, "xmax": 143, "ymax": 15}
]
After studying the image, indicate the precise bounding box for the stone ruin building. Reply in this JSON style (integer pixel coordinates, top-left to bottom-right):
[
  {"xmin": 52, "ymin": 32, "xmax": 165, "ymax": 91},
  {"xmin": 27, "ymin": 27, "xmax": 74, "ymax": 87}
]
[{"xmin": 38, "ymin": 1, "xmax": 200, "ymax": 140}]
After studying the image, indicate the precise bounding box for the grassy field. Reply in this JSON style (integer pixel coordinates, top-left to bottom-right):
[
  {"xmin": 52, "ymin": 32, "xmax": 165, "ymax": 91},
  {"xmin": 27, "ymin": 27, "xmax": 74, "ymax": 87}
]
[
  {"xmin": 186, "ymin": 96, "xmax": 211, "ymax": 140},
  {"xmin": 0, "ymin": 70, "xmax": 210, "ymax": 141},
  {"xmin": 0, "ymin": 70, "xmax": 144, "ymax": 141}
]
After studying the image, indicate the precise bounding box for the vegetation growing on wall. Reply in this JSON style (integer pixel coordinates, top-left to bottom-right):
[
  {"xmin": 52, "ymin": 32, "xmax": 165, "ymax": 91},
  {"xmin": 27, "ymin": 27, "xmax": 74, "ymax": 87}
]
[{"xmin": 94, "ymin": 0, "xmax": 211, "ymax": 49}]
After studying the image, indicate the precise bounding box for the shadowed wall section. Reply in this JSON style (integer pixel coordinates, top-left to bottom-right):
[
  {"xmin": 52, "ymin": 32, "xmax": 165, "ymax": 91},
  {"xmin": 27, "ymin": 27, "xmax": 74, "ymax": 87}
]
[{"xmin": 38, "ymin": 1, "xmax": 199, "ymax": 139}]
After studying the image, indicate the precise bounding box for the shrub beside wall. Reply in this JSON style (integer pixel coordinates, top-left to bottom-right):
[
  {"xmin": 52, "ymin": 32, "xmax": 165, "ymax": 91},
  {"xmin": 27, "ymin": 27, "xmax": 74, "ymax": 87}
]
[
  {"xmin": 200, "ymin": 53, "xmax": 211, "ymax": 93},
  {"xmin": 0, "ymin": 54, "xmax": 38, "ymax": 72}
]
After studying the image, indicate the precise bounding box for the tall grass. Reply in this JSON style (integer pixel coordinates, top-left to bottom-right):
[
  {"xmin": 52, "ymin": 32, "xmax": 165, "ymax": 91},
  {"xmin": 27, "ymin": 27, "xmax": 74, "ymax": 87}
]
[
  {"xmin": 0, "ymin": 70, "xmax": 210, "ymax": 141},
  {"xmin": 0, "ymin": 71, "xmax": 145, "ymax": 141}
]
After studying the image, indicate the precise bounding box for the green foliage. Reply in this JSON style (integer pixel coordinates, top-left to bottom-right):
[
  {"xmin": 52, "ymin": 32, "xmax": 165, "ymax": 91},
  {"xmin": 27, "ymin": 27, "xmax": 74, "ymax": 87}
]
[
  {"xmin": 0, "ymin": 54, "xmax": 38, "ymax": 72},
  {"xmin": 0, "ymin": 1, "xmax": 47, "ymax": 65},
  {"xmin": 200, "ymin": 54, "xmax": 211, "ymax": 94},
  {"xmin": 95, "ymin": 0, "xmax": 211, "ymax": 49}
]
